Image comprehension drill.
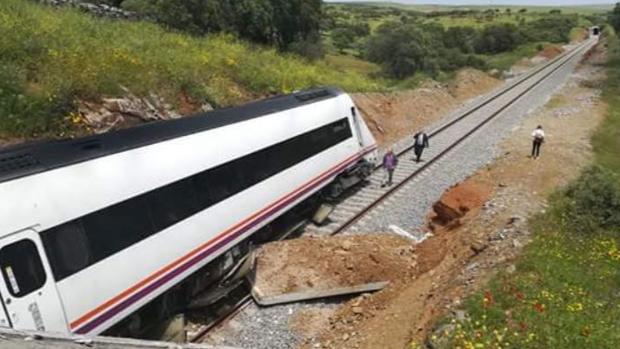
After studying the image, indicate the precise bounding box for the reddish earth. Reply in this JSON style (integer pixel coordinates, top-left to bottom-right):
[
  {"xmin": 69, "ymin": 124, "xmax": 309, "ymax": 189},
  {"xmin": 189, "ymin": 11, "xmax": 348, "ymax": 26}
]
[
  {"xmin": 539, "ymin": 45, "xmax": 564, "ymax": 60},
  {"xmin": 429, "ymin": 182, "xmax": 492, "ymax": 228}
]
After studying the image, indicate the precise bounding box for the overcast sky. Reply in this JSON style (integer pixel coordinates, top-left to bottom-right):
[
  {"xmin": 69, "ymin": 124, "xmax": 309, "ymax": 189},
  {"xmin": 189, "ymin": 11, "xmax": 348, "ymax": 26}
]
[{"xmin": 326, "ymin": 0, "xmax": 614, "ymax": 6}]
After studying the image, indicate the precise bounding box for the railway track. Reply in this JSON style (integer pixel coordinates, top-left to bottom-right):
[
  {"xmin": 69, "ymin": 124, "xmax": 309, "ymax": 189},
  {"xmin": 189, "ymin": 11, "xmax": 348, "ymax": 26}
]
[
  {"xmin": 304, "ymin": 37, "xmax": 596, "ymax": 237},
  {"xmin": 188, "ymin": 37, "xmax": 597, "ymax": 344}
]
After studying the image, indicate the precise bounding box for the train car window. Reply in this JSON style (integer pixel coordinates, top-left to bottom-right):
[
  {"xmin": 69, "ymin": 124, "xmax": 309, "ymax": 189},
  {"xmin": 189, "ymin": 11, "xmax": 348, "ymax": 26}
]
[
  {"xmin": 82, "ymin": 197, "xmax": 154, "ymax": 264},
  {"xmin": 147, "ymin": 180, "xmax": 200, "ymax": 231},
  {"xmin": 205, "ymin": 165, "xmax": 235, "ymax": 204},
  {"xmin": 41, "ymin": 221, "xmax": 91, "ymax": 281},
  {"xmin": 0, "ymin": 240, "xmax": 46, "ymax": 297},
  {"xmin": 40, "ymin": 118, "xmax": 353, "ymax": 281}
]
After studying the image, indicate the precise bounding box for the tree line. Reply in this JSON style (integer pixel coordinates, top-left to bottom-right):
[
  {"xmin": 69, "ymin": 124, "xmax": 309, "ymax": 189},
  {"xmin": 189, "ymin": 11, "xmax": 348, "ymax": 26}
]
[
  {"xmin": 364, "ymin": 15, "xmax": 579, "ymax": 79},
  {"xmin": 94, "ymin": 0, "xmax": 322, "ymax": 54}
]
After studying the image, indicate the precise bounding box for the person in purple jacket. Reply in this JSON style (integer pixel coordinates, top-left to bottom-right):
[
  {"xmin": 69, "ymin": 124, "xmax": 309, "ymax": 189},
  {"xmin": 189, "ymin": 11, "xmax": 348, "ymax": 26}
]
[{"xmin": 382, "ymin": 148, "xmax": 398, "ymax": 187}]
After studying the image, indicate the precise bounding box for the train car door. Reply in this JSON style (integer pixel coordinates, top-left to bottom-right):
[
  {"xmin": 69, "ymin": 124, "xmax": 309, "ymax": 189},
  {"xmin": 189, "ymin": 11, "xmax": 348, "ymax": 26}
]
[{"xmin": 0, "ymin": 230, "xmax": 67, "ymax": 332}]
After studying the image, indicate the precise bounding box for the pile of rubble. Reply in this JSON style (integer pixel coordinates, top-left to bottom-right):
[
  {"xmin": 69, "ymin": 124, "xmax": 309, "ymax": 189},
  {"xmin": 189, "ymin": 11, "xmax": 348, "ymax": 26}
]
[
  {"xmin": 38, "ymin": 0, "xmax": 141, "ymax": 20},
  {"xmin": 251, "ymin": 234, "xmax": 419, "ymax": 305},
  {"xmin": 77, "ymin": 88, "xmax": 184, "ymax": 133}
]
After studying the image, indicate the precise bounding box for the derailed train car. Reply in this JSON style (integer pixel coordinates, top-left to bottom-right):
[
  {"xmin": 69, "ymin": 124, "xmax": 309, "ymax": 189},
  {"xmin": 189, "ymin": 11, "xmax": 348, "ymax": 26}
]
[{"xmin": 0, "ymin": 88, "xmax": 377, "ymax": 336}]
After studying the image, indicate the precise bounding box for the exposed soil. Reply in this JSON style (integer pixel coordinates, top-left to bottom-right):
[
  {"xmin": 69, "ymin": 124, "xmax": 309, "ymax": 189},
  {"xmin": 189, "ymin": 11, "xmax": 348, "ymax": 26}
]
[
  {"xmin": 297, "ymin": 40, "xmax": 607, "ymax": 349},
  {"xmin": 253, "ymin": 235, "xmax": 418, "ymax": 297},
  {"xmin": 353, "ymin": 69, "xmax": 500, "ymax": 147},
  {"xmin": 538, "ymin": 45, "xmax": 564, "ymax": 60},
  {"xmin": 429, "ymin": 181, "xmax": 492, "ymax": 228},
  {"xmin": 512, "ymin": 44, "xmax": 566, "ymax": 74}
]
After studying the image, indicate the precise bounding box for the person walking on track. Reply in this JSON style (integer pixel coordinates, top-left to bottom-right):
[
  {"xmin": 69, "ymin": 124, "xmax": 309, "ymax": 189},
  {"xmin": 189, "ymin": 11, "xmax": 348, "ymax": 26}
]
[
  {"xmin": 382, "ymin": 148, "xmax": 398, "ymax": 187},
  {"xmin": 531, "ymin": 125, "xmax": 545, "ymax": 159},
  {"xmin": 413, "ymin": 130, "xmax": 430, "ymax": 163}
]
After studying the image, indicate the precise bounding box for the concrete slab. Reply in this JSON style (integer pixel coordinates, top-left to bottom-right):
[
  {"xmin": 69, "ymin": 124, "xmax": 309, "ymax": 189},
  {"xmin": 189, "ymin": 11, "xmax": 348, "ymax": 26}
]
[
  {"xmin": 252, "ymin": 281, "xmax": 389, "ymax": 306},
  {"xmin": 0, "ymin": 328, "xmax": 243, "ymax": 349}
]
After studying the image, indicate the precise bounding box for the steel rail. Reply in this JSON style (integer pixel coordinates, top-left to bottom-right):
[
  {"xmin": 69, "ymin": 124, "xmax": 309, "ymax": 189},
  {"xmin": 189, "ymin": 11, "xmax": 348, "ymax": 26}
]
[{"xmin": 332, "ymin": 40, "xmax": 592, "ymax": 235}]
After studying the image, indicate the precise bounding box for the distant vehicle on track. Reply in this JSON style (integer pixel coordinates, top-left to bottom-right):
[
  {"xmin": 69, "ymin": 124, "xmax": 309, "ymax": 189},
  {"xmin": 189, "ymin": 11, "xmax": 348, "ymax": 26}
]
[{"xmin": 0, "ymin": 87, "xmax": 377, "ymax": 336}]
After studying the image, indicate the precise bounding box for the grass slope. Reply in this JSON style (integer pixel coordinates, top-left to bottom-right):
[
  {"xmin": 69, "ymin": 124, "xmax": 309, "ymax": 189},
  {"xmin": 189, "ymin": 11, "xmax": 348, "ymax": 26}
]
[{"xmin": 0, "ymin": 0, "xmax": 383, "ymax": 138}]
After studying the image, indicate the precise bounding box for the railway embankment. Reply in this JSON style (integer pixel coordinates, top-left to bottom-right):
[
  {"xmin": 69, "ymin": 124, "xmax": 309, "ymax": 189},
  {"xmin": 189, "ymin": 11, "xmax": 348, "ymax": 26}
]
[{"xmin": 305, "ymin": 36, "xmax": 611, "ymax": 349}]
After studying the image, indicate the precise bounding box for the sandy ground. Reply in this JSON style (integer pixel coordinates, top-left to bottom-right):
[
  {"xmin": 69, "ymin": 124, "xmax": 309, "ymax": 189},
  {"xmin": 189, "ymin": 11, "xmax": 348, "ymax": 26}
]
[
  {"xmin": 296, "ymin": 40, "xmax": 607, "ymax": 349},
  {"xmin": 353, "ymin": 69, "xmax": 501, "ymax": 147}
]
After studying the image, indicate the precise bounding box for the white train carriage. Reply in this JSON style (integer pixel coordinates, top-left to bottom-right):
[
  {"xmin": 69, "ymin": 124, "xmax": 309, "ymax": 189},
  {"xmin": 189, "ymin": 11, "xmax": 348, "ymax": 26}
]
[{"xmin": 0, "ymin": 88, "xmax": 377, "ymax": 336}]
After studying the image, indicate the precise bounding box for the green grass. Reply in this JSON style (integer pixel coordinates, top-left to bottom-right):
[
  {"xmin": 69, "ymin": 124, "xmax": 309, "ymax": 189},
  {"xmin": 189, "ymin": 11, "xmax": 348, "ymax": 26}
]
[
  {"xmin": 431, "ymin": 30, "xmax": 620, "ymax": 349},
  {"xmin": 0, "ymin": 0, "xmax": 384, "ymax": 138},
  {"xmin": 445, "ymin": 227, "xmax": 620, "ymax": 348},
  {"xmin": 325, "ymin": 54, "xmax": 382, "ymax": 76},
  {"xmin": 481, "ymin": 42, "xmax": 546, "ymax": 72}
]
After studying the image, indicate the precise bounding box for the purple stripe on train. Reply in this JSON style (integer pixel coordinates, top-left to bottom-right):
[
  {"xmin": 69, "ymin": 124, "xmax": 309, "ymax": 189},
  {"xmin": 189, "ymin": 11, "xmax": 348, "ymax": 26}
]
[{"xmin": 73, "ymin": 150, "xmax": 373, "ymax": 334}]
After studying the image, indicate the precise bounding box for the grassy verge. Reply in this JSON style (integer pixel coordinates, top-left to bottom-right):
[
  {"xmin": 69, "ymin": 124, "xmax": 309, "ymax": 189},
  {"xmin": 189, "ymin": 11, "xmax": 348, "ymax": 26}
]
[
  {"xmin": 0, "ymin": 0, "xmax": 384, "ymax": 138},
  {"xmin": 431, "ymin": 32, "xmax": 620, "ymax": 349}
]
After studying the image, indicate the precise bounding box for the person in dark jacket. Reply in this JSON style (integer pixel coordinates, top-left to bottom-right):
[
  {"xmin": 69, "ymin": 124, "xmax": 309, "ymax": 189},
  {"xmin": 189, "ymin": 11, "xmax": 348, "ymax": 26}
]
[
  {"xmin": 413, "ymin": 131, "xmax": 430, "ymax": 163},
  {"xmin": 382, "ymin": 148, "xmax": 398, "ymax": 187}
]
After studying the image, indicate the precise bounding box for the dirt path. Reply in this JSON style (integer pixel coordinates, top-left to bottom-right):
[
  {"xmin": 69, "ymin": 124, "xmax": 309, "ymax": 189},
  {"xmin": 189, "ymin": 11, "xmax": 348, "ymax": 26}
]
[{"xmin": 299, "ymin": 41, "xmax": 607, "ymax": 349}]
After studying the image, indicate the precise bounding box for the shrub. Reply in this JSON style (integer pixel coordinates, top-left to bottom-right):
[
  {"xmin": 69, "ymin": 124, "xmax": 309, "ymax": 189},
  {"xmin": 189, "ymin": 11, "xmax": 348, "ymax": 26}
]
[
  {"xmin": 520, "ymin": 15, "xmax": 578, "ymax": 43},
  {"xmin": 475, "ymin": 23, "xmax": 523, "ymax": 54},
  {"xmin": 121, "ymin": 0, "xmax": 323, "ymax": 53},
  {"xmin": 365, "ymin": 21, "xmax": 484, "ymax": 79},
  {"xmin": 365, "ymin": 22, "xmax": 434, "ymax": 78},
  {"xmin": 561, "ymin": 166, "xmax": 620, "ymax": 233}
]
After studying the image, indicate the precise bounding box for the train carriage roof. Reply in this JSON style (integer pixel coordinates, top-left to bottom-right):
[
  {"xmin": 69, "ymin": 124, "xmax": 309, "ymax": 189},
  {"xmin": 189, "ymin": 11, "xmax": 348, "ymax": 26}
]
[{"xmin": 0, "ymin": 87, "xmax": 344, "ymax": 184}]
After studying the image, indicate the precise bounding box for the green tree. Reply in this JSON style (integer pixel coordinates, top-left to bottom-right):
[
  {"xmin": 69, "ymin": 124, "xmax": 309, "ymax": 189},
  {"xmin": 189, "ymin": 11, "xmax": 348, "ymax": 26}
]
[
  {"xmin": 121, "ymin": 0, "xmax": 322, "ymax": 53},
  {"xmin": 366, "ymin": 22, "xmax": 432, "ymax": 78},
  {"xmin": 444, "ymin": 26, "xmax": 478, "ymax": 54},
  {"xmin": 331, "ymin": 28, "xmax": 355, "ymax": 53},
  {"xmin": 475, "ymin": 23, "xmax": 522, "ymax": 54},
  {"xmin": 610, "ymin": 3, "xmax": 620, "ymax": 33},
  {"xmin": 521, "ymin": 15, "xmax": 577, "ymax": 43}
]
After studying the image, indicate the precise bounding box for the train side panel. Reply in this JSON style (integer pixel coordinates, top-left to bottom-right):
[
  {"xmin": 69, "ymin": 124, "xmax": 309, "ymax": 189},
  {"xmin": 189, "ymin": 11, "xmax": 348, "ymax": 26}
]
[
  {"xmin": 0, "ymin": 90, "xmax": 377, "ymax": 335},
  {"xmin": 0, "ymin": 97, "xmax": 363, "ymax": 334}
]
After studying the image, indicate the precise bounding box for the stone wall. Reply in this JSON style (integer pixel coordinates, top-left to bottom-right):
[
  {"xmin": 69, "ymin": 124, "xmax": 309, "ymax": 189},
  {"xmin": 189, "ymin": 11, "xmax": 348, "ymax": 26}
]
[{"xmin": 38, "ymin": 0, "xmax": 141, "ymax": 20}]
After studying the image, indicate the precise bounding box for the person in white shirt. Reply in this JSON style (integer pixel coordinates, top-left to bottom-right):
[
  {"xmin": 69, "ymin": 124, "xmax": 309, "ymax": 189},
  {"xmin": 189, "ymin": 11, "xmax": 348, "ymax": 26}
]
[{"xmin": 531, "ymin": 125, "xmax": 545, "ymax": 159}]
